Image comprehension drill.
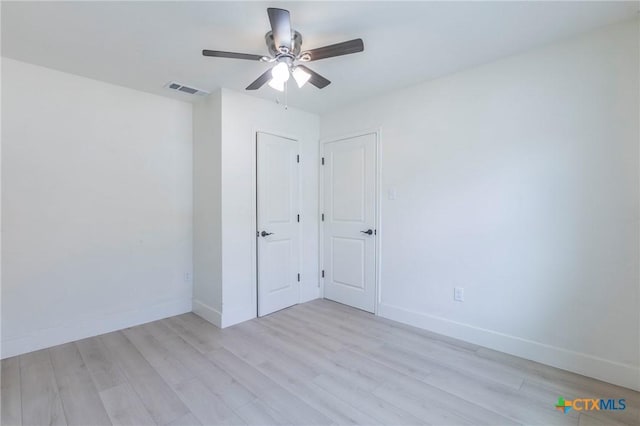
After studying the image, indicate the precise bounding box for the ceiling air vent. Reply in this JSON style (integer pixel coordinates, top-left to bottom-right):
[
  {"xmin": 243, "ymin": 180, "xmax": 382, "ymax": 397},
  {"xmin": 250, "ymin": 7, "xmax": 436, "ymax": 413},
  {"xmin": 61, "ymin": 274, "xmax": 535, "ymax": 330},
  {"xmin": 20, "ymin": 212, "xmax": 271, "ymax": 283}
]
[{"xmin": 164, "ymin": 81, "xmax": 210, "ymax": 96}]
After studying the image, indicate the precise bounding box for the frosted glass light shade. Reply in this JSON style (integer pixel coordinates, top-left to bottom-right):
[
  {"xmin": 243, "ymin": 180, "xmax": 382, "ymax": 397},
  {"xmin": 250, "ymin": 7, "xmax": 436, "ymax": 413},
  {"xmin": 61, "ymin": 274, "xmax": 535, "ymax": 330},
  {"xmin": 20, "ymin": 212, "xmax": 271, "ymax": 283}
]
[
  {"xmin": 292, "ymin": 66, "xmax": 311, "ymax": 88},
  {"xmin": 271, "ymin": 62, "xmax": 290, "ymax": 82},
  {"xmin": 268, "ymin": 78, "xmax": 285, "ymax": 92}
]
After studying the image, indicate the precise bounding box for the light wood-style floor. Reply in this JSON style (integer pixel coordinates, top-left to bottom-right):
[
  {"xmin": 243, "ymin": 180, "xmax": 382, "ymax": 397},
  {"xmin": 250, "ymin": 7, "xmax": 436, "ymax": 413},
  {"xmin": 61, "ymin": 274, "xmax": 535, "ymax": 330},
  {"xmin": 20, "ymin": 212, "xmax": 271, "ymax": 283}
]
[{"xmin": 2, "ymin": 299, "xmax": 638, "ymax": 426}]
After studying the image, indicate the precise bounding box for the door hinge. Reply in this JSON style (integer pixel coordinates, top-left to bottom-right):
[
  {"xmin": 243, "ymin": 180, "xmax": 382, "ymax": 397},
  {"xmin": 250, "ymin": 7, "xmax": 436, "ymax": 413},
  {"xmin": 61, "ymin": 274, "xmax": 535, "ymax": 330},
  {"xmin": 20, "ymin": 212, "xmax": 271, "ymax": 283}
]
[
  {"xmin": 297, "ymin": 214, "xmax": 300, "ymax": 222},
  {"xmin": 321, "ymin": 157, "xmax": 325, "ymax": 165},
  {"xmin": 375, "ymin": 229, "xmax": 377, "ymax": 235},
  {"xmin": 297, "ymin": 154, "xmax": 300, "ymax": 163},
  {"xmin": 321, "ymin": 213, "xmax": 324, "ymax": 221},
  {"xmin": 321, "ymin": 270, "xmax": 325, "ymax": 278},
  {"xmin": 297, "ymin": 273, "xmax": 300, "ymax": 282}
]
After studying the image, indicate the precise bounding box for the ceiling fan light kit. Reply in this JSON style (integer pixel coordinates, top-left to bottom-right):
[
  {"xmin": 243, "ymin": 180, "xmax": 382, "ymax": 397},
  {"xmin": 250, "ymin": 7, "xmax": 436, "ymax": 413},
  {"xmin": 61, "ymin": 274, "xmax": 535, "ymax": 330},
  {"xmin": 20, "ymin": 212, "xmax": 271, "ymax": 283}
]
[
  {"xmin": 202, "ymin": 8, "xmax": 364, "ymax": 92},
  {"xmin": 268, "ymin": 78, "xmax": 285, "ymax": 92},
  {"xmin": 271, "ymin": 62, "xmax": 290, "ymax": 82},
  {"xmin": 292, "ymin": 67, "xmax": 311, "ymax": 88}
]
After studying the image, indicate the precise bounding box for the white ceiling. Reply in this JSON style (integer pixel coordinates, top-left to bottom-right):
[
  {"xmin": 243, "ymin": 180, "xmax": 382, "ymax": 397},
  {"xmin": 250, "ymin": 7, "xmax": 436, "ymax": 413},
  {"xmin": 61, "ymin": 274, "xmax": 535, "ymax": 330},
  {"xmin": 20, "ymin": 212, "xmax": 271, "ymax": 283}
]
[{"xmin": 2, "ymin": 1, "xmax": 638, "ymax": 113}]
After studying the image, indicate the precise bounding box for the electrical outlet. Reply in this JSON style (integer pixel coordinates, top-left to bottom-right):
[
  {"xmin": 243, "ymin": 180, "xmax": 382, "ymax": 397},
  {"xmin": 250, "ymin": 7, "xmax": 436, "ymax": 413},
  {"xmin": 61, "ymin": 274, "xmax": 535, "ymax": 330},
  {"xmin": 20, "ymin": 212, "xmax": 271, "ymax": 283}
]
[
  {"xmin": 184, "ymin": 272, "xmax": 192, "ymax": 282},
  {"xmin": 454, "ymin": 287, "xmax": 464, "ymax": 302}
]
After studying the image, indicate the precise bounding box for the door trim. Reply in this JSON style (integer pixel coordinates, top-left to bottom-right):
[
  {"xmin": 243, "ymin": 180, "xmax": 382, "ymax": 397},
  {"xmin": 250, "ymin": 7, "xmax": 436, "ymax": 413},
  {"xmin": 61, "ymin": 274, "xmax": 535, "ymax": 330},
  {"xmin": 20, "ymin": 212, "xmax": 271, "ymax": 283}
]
[
  {"xmin": 254, "ymin": 129, "xmax": 303, "ymax": 317},
  {"xmin": 319, "ymin": 129, "xmax": 381, "ymax": 315}
]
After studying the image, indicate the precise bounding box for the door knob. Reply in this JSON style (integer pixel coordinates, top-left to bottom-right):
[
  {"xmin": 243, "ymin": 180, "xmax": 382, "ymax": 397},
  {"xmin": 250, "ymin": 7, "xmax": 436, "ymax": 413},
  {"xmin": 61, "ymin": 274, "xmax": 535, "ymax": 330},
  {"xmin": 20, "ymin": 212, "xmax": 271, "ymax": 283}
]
[
  {"xmin": 360, "ymin": 229, "xmax": 373, "ymax": 235},
  {"xmin": 261, "ymin": 231, "xmax": 274, "ymax": 237}
]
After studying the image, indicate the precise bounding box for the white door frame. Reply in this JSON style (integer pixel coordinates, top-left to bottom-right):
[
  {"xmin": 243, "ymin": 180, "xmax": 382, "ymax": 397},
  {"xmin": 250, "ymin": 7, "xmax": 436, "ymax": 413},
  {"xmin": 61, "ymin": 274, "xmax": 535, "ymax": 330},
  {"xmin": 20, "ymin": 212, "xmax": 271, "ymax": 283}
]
[
  {"xmin": 319, "ymin": 129, "xmax": 381, "ymax": 314},
  {"xmin": 254, "ymin": 129, "xmax": 303, "ymax": 317}
]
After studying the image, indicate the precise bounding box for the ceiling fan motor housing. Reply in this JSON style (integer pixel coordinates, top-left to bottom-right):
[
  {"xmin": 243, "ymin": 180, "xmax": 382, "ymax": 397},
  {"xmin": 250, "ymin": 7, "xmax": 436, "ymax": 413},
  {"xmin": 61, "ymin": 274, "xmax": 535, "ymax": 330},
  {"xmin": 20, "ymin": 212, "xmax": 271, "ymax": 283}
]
[{"xmin": 266, "ymin": 31, "xmax": 303, "ymax": 57}]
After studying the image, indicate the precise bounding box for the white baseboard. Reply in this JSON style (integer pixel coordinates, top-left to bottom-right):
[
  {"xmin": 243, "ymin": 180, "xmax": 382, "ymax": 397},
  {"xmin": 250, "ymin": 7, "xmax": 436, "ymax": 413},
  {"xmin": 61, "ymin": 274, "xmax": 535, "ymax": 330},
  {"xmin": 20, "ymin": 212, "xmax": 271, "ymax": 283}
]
[
  {"xmin": 220, "ymin": 305, "xmax": 256, "ymax": 328},
  {"xmin": 192, "ymin": 300, "xmax": 255, "ymax": 328},
  {"xmin": 1, "ymin": 298, "xmax": 192, "ymax": 359},
  {"xmin": 192, "ymin": 299, "xmax": 222, "ymax": 327},
  {"xmin": 378, "ymin": 302, "xmax": 640, "ymax": 392}
]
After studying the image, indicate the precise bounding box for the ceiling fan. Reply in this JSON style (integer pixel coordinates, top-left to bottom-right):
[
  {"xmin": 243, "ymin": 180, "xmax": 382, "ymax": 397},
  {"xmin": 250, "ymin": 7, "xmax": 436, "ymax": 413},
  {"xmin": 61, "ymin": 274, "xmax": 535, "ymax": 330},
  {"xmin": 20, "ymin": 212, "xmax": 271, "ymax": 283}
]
[{"xmin": 202, "ymin": 8, "xmax": 364, "ymax": 92}]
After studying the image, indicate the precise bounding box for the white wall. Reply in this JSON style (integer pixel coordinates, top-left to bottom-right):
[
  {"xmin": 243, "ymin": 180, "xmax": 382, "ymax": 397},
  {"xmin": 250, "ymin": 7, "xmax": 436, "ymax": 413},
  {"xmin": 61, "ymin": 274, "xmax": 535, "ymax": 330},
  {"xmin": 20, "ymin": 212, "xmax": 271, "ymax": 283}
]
[
  {"xmin": 320, "ymin": 19, "xmax": 639, "ymax": 390},
  {"xmin": 1, "ymin": 58, "xmax": 193, "ymax": 358},
  {"xmin": 192, "ymin": 90, "xmax": 222, "ymax": 322},
  {"xmin": 193, "ymin": 89, "xmax": 320, "ymax": 327}
]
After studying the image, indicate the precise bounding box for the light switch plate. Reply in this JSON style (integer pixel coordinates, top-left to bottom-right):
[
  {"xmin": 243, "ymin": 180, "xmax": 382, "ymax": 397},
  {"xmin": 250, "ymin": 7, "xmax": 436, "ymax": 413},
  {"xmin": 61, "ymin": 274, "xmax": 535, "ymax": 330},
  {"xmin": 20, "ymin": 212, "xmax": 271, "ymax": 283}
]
[{"xmin": 454, "ymin": 287, "xmax": 464, "ymax": 302}]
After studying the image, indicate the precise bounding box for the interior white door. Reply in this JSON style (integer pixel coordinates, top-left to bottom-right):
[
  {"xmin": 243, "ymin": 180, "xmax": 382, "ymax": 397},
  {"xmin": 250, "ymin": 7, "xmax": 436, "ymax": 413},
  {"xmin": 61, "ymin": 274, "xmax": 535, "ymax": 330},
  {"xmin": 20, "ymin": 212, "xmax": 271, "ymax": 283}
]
[
  {"xmin": 323, "ymin": 133, "xmax": 377, "ymax": 313},
  {"xmin": 257, "ymin": 132, "xmax": 300, "ymax": 317}
]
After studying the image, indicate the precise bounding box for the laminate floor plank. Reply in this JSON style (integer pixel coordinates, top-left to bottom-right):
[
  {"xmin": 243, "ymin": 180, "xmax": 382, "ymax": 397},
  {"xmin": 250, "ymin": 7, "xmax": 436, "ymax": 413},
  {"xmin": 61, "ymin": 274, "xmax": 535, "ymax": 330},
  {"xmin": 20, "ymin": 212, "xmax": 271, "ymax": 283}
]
[
  {"xmin": 6, "ymin": 299, "xmax": 639, "ymax": 426},
  {"xmin": 353, "ymin": 342, "xmax": 564, "ymax": 425},
  {"xmin": 278, "ymin": 307, "xmax": 381, "ymax": 351},
  {"xmin": 254, "ymin": 386, "xmax": 334, "ymax": 426},
  {"xmin": 173, "ymin": 378, "xmax": 245, "ymax": 426},
  {"xmin": 214, "ymin": 331, "xmax": 273, "ymax": 366},
  {"xmin": 226, "ymin": 324, "xmax": 323, "ymax": 382},
  {"xmin": 1, "ymin": 356, "xmax": 22, "ymax": 426},
  {"xmin": 259, "ymin": 312, "xmax": 345, "ymax": 352},
  {"xmin": 99, "ymin": 331, "xmax": 189, "ymax": 425},
  {"xmin": 233, "ymin": 400, "xmax": 289, "ymax": 426},
  {"xmin": 154, "ymin": 333, "xmax": 256, "ymax": 410},
  {"xmin": 330, "ymin": 348, "xmax": 517, "ymax": 426},
  {"xmin": 424, "ymin": 364, "xmax": 579, "ymax": 425},
  {"xmin": 256, "ymin": 360, "xmax": 382, "ymax": 426},
  {"xmin": 203, "ymin": 348, "xmax": 304, "ymax": 425},
  {"xmin": 578, "ymin": 412, "xmax": 630, "ymax": 426},
  {"xmin": 204, "ymin": 346, "xmax": 332, "ymax": 425},
  {"xmin": 248, "ymin": 321, "xmax": 379, "ymax": 391},
  {"xmin": 345, "ymin": 342, "xmax": 434, "ymax": 381},
  {"xmin": 122, "ymin": 326, "xmax": 195, "ymax": 386},
  {"xmin": 76, "ymin": 336, "xmax": 127, "ymax": 392},
  {"xmin": 300, "ymin": 302, "xmax": 525, "ymax": 389},
  {"xmin": 312, "ymin": 373, "xmax": 425, "ymax": 426},
  {"xmin": 19, "ymin": 349, "xmax": 67, "ymax": 426},
  {"xmin": 162, "ymin": 315, "xmax": 222, "ymax": 354},
  {"xmin": 371, "ymin": 385, "xmax": 476, "ymax": 426},
  {"xmin": 166, "ymin": 412, "xmax": 202, "ymax": 426},
  {"xmin": 204, "ymin": 348, "xmax": 281, "ymax": 393},
  {"xmin": 303, "ymin": 301, "xmax": 480, "ymax": 352},
  {"xmin": 49, "ymin": 343, "xmax": 112, "ymax": 425},
  {"xmin": 99, "ymin": 382, "xmax": 156, "ymax": 426},
  {"xmin": 140, "ymin": 319, "xmax": 181, "ymax": 343}
]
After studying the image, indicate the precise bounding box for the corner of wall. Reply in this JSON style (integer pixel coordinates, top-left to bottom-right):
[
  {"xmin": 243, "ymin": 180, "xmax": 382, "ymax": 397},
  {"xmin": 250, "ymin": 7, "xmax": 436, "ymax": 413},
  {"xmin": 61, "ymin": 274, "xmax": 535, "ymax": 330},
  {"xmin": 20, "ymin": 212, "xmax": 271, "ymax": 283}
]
[
  {"xmin": 192, "ymin": 299, "xmax": 222, "ymax": 328},
  {"xmin": 220, "ymin": 305, "xmax": 256, "ymax": 328},
  {"xmin": 192, "ymin": 89, "xmax": 224, "ymax": 321}
]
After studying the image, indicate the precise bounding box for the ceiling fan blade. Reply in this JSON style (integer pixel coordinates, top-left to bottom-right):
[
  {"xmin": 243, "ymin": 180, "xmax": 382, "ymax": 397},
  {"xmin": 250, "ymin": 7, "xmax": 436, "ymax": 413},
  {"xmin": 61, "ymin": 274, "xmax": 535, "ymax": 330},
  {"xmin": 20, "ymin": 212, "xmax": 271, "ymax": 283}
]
[
  {"xmin": 246, "ymin": 68, "xmax": 274, "ymax": 90},
  {"xmin": 296, "ymin": 65, "xmax": 331, "ymax": 89},
  {"xmin": 305, "ymin": 39, "xmax": 364, "ymax": 62},
  {"xmin": 267, "ymin": 8, "xmax": 292, "ymax": 51},
  {"xmin": 202, "ymin": 50, "xmax": 263, "ymax": 61}
]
